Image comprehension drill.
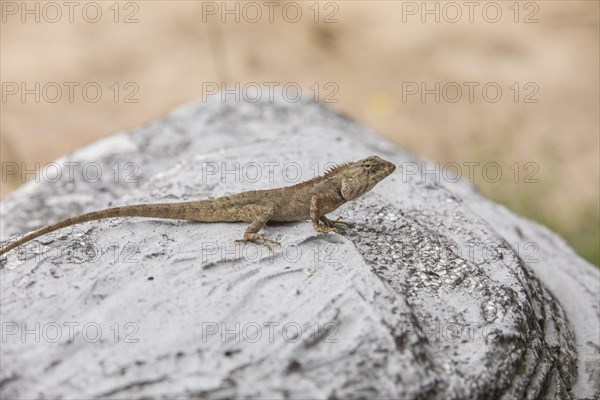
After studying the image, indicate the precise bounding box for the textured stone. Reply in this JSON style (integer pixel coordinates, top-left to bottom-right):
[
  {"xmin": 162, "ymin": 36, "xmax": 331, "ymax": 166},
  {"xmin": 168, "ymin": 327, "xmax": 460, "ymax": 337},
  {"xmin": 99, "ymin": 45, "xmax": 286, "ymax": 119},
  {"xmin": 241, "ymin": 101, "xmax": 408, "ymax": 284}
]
[{"xmin": 0, "ymin": 97, "xmax": 597, "ymax": 399}]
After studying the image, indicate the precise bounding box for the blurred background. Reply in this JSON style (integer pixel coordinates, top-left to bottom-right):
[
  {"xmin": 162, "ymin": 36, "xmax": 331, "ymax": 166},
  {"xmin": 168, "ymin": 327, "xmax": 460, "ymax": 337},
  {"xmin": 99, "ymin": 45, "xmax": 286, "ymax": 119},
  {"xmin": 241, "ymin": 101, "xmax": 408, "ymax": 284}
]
[{"xmin": 1, "ymin": 1, "xmax": 598, "ymax": 266}]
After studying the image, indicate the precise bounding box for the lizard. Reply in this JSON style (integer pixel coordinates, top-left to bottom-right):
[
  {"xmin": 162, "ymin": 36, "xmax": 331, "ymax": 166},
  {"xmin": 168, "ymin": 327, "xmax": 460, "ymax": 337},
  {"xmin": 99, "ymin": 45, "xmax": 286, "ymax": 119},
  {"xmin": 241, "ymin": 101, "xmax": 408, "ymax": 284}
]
[{"xmin": 0, "ymin": 155, "xmax": 396, "ymax": 256}]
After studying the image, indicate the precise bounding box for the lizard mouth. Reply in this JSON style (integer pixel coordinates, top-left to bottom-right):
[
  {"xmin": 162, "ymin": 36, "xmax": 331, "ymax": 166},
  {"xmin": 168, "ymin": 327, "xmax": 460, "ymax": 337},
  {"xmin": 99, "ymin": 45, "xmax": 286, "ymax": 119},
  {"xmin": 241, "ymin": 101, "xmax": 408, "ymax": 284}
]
[
  {"xmin": 369, "ymin": 161, "xmax": 396, "ymax": 185},
  {"xmin": 381, "ymin": 161, "xmax": 396, "ymax": 176}
]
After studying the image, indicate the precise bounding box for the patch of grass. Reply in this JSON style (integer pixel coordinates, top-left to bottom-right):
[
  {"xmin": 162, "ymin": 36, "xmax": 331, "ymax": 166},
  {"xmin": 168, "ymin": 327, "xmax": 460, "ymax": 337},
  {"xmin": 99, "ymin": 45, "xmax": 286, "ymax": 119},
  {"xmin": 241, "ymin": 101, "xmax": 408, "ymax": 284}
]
[{"xmin": 481, "ymin": 184, "xmax": 599, "ymax": 268}]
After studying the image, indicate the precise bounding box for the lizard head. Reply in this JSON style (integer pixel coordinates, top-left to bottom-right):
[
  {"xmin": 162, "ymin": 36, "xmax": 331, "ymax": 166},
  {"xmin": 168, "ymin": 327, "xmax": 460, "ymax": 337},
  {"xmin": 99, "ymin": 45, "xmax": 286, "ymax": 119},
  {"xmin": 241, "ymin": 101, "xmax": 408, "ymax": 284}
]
[{"xmin": 337, "ymin": 155, "xmax": 396, "ymax": 200}]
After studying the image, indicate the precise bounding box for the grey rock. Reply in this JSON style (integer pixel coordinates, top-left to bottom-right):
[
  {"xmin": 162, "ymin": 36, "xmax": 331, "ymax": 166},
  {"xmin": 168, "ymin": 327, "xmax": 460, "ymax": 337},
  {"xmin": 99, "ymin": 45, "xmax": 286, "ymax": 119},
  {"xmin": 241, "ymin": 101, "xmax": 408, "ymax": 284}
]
[{"xmin": 0, "ymin": 96, "xmax": 597, "ymax": 399}]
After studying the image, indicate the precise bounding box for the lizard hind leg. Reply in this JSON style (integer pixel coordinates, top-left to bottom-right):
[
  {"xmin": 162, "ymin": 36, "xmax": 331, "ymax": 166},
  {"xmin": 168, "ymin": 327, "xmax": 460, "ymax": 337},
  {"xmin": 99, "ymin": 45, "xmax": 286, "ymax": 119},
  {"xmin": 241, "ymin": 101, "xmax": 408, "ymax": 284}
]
[{"xmin": 234, "ymin": 206, "xmax": 280, "ymax": 249}]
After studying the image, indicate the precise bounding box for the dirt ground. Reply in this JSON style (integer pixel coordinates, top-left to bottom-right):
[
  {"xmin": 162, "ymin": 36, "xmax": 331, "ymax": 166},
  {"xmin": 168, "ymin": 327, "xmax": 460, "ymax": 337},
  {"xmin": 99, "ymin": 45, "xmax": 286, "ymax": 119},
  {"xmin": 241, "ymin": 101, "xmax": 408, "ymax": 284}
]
[{"xmin": 1, "ymin": 1, "xmax": 598, "ymax": 265}]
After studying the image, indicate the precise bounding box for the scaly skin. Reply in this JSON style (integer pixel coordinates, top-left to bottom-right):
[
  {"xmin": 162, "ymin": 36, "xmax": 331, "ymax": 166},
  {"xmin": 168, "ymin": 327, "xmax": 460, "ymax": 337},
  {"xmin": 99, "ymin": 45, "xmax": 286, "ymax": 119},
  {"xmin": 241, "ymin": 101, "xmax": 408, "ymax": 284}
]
[{"xmin": 0, "ymin": 156, "xmax": 396, "ymax": 254}]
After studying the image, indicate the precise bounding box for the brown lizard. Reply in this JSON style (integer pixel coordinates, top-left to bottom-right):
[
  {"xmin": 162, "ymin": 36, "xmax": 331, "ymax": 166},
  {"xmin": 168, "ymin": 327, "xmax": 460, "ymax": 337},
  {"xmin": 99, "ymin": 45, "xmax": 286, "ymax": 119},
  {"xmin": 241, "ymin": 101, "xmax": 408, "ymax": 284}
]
[{"xmin": 0, "ymin": 156, "xmax": 395, "ymax": 256}]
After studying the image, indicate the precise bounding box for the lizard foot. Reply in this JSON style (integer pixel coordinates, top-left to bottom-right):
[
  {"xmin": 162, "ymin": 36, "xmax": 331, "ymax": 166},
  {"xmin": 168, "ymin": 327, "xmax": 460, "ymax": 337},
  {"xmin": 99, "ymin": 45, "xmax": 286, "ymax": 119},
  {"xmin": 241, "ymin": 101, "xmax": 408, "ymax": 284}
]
[
  {"xmin": 313, "ymin": 225, "xmax": 339, "ymax": 234},
  {"xmin": 321, "ymin": 216, "xmax": 350, "ymax": 228},
  {"xmin": 235, "ymin": 234, "xmax": 280, "ymax": 249}
]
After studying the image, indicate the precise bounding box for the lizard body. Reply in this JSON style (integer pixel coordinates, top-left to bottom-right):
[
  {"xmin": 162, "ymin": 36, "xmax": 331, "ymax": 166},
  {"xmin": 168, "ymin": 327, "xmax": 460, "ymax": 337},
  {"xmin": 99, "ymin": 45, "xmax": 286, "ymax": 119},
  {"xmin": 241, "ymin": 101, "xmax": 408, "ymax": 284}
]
[{"xmin": 0, "ymin": 156, "xmax": 395, "ymax": 255}]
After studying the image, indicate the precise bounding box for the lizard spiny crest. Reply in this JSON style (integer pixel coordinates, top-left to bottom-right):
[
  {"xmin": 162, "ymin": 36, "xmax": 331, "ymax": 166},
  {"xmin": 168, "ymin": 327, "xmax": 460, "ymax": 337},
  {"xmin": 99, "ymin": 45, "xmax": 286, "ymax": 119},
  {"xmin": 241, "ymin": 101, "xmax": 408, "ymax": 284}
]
[{"xmin": 324, "ymin": 161, "xmax": 353, "ymax": 175}]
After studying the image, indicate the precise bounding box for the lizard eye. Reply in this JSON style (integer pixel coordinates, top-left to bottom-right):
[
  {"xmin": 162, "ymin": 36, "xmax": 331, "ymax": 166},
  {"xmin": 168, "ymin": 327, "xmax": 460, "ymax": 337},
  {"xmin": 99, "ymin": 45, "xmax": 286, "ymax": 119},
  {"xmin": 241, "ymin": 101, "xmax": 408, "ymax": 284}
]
[{"xmin": 364, "ymin": 162, "xmax": 372, "ymax": 170}]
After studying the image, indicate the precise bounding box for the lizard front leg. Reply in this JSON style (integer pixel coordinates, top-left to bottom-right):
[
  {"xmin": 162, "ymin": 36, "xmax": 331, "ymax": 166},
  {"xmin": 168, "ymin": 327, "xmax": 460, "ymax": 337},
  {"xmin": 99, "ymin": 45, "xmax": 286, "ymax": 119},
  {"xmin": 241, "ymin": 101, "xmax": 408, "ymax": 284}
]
[
  {"xmin": 310, "ymin": 194, "xmax": 341, "ymax": 233},
  {"xmin": 234, "ymin": 206, "xmax": 280, "ymax": 248}
]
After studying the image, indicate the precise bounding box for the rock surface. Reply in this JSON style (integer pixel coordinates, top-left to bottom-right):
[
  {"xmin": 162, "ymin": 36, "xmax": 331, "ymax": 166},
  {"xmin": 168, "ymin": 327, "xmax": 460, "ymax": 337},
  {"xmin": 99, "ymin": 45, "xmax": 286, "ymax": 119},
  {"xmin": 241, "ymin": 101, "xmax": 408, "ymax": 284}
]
[{"xmin": 1, "ymin": 97, "xmax": 598, "ymax": 399}]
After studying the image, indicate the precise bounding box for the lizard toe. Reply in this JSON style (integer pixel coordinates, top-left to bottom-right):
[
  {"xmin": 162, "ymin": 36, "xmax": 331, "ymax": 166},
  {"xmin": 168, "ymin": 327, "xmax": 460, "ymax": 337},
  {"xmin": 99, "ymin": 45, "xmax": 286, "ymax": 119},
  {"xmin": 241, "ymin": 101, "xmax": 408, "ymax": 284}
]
[
  {"xmin": 237, "ymin": 234, "xmax": 280, "ymax": 249},
  {"xmin": 315, "ymin": 225, "xmax": 338, "ymax": 234}
]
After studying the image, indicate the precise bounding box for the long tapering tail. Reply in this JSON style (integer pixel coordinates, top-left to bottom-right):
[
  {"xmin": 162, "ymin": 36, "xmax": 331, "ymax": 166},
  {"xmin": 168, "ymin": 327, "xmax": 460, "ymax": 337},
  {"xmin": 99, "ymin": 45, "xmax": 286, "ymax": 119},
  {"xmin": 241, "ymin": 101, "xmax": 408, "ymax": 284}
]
[{"xmin": 0, "ymin": 202, "xmax": 209, "ymax": 256}]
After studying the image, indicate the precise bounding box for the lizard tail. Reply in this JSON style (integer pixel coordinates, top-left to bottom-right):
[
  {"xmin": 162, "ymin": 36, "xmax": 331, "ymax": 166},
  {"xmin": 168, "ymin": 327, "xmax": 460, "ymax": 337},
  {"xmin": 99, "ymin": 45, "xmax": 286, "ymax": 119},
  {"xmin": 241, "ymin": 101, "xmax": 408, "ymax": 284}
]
[{"xmin": 0, "ymin": 202, "xmax": 201, "ymax": 256}]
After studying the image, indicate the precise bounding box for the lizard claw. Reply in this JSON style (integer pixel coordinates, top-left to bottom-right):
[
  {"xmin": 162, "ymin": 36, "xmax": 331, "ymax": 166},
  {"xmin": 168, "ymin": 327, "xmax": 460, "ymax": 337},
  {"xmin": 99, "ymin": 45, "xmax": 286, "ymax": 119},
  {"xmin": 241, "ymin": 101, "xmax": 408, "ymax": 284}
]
[{"xmin": 320, "ymin": 216, "xmax": 349, "ymax": 229}]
